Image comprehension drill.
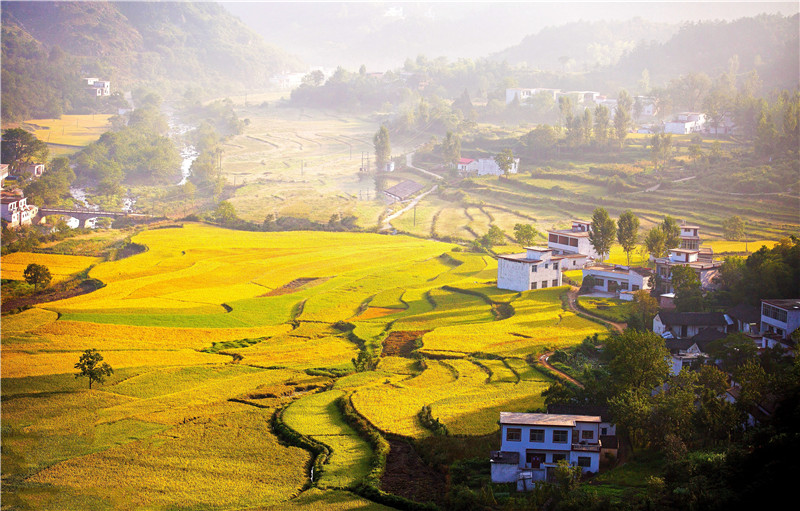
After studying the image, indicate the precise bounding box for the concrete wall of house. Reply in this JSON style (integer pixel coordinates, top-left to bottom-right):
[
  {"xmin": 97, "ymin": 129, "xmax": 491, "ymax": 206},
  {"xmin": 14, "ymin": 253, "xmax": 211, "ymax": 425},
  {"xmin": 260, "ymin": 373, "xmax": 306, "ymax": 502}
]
[
  {"xmin": 491, "ymin": 463, "xmax": 518, "ymax": 483},
  {"xmin": 760, "ymin": 309, "xmax": 800, "ymax": 338},
  {"xmin": 500, "ymin": 423, "xmax": 600, "ymax": 474}
]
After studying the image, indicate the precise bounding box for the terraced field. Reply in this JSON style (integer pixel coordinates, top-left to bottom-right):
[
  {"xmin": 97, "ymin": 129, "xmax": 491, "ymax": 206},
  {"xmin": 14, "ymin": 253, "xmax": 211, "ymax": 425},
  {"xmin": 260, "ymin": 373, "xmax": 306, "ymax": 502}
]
[{"xmin": 1, "ymin": 224, "xmax": 604, "ymax": 509}]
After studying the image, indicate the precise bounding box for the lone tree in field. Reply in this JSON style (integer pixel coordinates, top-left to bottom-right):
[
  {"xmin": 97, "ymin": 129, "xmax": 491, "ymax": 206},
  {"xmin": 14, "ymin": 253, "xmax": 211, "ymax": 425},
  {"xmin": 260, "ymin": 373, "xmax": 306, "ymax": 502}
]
[
  {"xmin": 373, "ymin": 125, "xmax": 391, "ymax": 170},
  {"xmin": 616, "ymin": 210, "xmax": 640, "ymax": 266},
  {"xmin": 513, "ymin": 223, "xmax": 539, "ymax": 247},
  {"xmin": 75, "ymin": 349, "xmax": 114, "ymax": 389},
  {"xmin": 23, "ymin": 263, "xmax": 52, "ymax": 291},
  {"xmin": 588, "ymin": 207, "xmax": 616, "ymax": 262},
  {"xmin": 494, "ymin": 148, "xmax": 515, "ymax": 177},
  {"xmin": 723, "ymin": 215, "xmax": 746, "ymax": 241}
]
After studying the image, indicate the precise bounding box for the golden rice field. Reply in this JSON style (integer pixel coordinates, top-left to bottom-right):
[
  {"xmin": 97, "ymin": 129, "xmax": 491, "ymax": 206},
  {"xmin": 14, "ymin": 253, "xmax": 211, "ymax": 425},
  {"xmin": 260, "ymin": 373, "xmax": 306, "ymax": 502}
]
[
  {"xmin": 1, "ymin": 252, "xmax": 101, "ymax": 283},
  {"xmin": 1, "ymin": 223, "xmax": 605, "ymax": 509},
  {"xmin": 24, "ymin": 114, "xmax": 113, "ymax": 149}
]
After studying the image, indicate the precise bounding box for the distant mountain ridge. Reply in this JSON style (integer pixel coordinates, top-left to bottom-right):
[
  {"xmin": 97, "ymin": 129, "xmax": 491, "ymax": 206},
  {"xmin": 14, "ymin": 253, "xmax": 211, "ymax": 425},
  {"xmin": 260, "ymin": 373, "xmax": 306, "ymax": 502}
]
[{"xmin": 1, "ymin": 0, "xmax": 303, "ymax": 120}]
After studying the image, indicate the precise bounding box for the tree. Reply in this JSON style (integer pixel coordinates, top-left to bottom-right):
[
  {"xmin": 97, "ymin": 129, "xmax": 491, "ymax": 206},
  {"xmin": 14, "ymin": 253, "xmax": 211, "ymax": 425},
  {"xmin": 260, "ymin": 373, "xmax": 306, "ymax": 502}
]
[
  {"xmin": 671, "ymin": 265, "xmax": 704, "ymax": 311},
  {"xmin": 74, "ymin": 349, "xmax": 114, "ymax": 389},
  {"xmin": 649, "ymin": 132, "xmax": 673, "ymax": 172},
  {"xmin": 480, "ymin": 225, "xmax": 506, "ymax": 248},
  {"xmin": 23, "ymin": 263, "xmax": 52, "ymax": 291},
  {"xmin": 513, "ymin": 223, "xmax": 539, "ymax": 247},
  {"xmin": 1, "ymin": 128, "xmax": 49, "ymax": 173},
  {"xmin": 613, "ymin": 90, "xmax": 633, "ymax": 148},
  {"xmin": 213, "ymin": 200, "xmax": 237, "ymax": 225},
  {"xmin": 661, "ymin": 216, "xmax": 682, "ymax": 250},
  {"xmin": 616, "ymin": 210, "xmax": 640, "ymax": 266},
  {"xmin": 605, "ymin": 329, "xmax": 670, "ymax": 394},
  {"xmin": 493, "ymin": 148, "xmax": 515, "ymax": 177},
  {"xmin": 373, "ymin": 125, "xmax": 391, "ymax": 170},
  {"xmin": 441, "ymin": 131, "xmax": 461, "ymax": 166},
  {"xmin": 588, "ymin": 207, "xmax": 616, "ymax": 262},
  {"xmin": 593, "ymin": 104, "xmax": 611, "ymax": 148},
  {"xmin": 628, "ymin": 289, "xmax": 659, "ymax": 331},
  {"xmin": 722, "ymin": 216, "xmax": 746, "ymax": 241}
]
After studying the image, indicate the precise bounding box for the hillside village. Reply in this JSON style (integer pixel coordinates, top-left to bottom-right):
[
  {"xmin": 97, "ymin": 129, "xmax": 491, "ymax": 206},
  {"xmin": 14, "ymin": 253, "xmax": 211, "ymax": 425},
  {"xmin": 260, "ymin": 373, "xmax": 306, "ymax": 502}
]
[{"xmin": 1, "ymin": 2, "xmax": 798, "ymax": 511}]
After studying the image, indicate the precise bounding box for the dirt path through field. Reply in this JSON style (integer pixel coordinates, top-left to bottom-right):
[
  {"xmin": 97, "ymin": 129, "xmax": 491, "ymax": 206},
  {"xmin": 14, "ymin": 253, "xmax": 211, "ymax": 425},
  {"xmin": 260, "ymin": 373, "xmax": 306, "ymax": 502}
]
[{"xmin": 566, "ymin": 287, "xmax": 626, "ymax": 334}]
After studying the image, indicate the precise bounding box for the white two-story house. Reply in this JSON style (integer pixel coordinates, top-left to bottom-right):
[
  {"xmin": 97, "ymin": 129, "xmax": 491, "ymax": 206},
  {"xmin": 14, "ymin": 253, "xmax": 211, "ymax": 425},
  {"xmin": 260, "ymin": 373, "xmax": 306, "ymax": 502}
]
[
  {"xmin": 547, "ymin": 220, "xmax": 600, "ymax": 260},
  {"xmin": 491, "ymin": 412, "xmax": 602, "ymax": 490},
  {"xmin": 497, "ymin": 247, "xmax": 563, "ymax": 292},
  {"xmin": 1, "ymin": 190, "xmax": 37, "ymax": 228},
  {"xmin": 759, "ymin": 299, "xmax": 800, "ymax": 349}
]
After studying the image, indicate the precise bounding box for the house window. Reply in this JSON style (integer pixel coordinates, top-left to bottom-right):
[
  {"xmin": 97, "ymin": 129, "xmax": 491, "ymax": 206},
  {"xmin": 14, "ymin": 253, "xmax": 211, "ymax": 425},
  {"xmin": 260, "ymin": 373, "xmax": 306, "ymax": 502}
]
[
  {"xmin": 506, "ymin": 428, "xmax": 521, "ymax": 442},
  {"xmin": 573, "ymin": 260, "xmax": 576, "ymax": 266},
  {"xmin": 570, "ymin": 238, "xmax": 578, "ymax": 247},
  {"xmin": 551, "ymin": 453, "xmax": 567, "ymax": 463},
  {"xmin": 530, "ymin": 429, "xmax": 544, "ymax": 442},
  {"xmin": 541, "ymin": 281, "xmax": 548, "ymax": 289},
  {"xmin": 549, "ymin": 233, "xmax": 558, "ymax": 243},
  {"xmin": 553, "ymin": 430, "xmax": 568, "ymax": 443},
  {"xmin": 544, "ymin": 263, "xmax": 548, "ymax": 269},
  {"xmin": 594, "ymin": 278, "xmax": 604, "ymax": 287},
  {"xmin": 632, "ymin": 285, "xmax": 640, "ymax": 291},
  {"xmin": 552, "ymin": 279, "xmax": 559, "ymax": 287},
  {"xmin": 601, "ymin": 427, "xmax": 607, "ymax": 435},
  {"xmin": 620, "ymin": 282, "xmax": 629, "ymax": 290},
  {"xmin": 680, "ymin": 325, "xmax": 688, "ymax": 338},
  {"xmin": 530, "ymin": 282, "xmax": 537, "ymax": 290},
  {"xmin": 581, "ymin": 430, "xmax": 594, "ymax": 440},
  {"xmin": 553, "ymin": 262, "xmax": 559, "ymax": 270},
  {"xmin": 532, "ymin": 265, "xmax": 537, "ymax": 273},
  {"xmin": 578, "ymin": 456, "xmax": 591, "ymax": 468}
]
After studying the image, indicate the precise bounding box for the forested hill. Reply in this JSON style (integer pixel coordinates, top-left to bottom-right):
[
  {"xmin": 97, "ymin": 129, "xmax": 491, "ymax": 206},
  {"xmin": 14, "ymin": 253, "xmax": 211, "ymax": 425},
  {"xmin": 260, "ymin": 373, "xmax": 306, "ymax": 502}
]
[
  {"xmin": 596, "ymin": 14, "xmax": 800, "ymax": 90},
  {"xmin": 1, "ymin": 0, "xmax": 303, "ymax": 121}
]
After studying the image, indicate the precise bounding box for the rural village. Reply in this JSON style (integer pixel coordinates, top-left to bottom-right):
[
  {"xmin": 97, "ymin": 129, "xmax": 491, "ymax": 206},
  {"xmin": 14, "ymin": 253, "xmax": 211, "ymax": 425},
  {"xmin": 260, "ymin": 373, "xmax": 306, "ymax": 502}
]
[{"xmin": 1, "ymin": 2, "xmax": 798, "ymax": 511}]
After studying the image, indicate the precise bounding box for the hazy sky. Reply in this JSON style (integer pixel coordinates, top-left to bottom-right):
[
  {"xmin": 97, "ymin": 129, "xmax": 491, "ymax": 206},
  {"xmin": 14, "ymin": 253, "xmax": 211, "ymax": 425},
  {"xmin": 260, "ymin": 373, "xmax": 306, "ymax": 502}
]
[{"xmin": 223, "ymin": 1, "xmax": 799, "ymax": 69}]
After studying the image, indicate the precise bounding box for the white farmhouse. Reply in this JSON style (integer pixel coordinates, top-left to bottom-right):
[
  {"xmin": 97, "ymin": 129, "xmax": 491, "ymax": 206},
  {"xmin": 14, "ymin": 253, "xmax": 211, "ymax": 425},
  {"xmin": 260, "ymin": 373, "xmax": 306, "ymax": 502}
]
[
  {"xmin": 1, "ymin": 190, "xmax": 38, "ymax": 228},
  {"xmin": 664, "ymin": 112, "xmax": 706, "ymax": 135},
  {"xmin": 491, "ymin": 412, "xmax": 602, "ymax": 490},
  {"xmin": 476, "ymin": 157, "xmax": 519, "ymax": 176},
  {"xmin": 581, "ymin": 264, "xmax": 652, "ymax": 295},
  {"xmin": 497, "ymin": 247, "xmax": 563, "ymax": 292}
]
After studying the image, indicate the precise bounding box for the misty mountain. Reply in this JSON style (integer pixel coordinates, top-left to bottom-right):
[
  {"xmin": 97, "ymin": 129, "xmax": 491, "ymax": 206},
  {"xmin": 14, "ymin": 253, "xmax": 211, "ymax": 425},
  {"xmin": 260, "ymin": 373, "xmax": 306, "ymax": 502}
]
[
  {"xmin": 489, "ymin": 18, "xmax": 678, "ymax": 72},
  {"xmin": 605, "ymin": 13, "xmax": 800, "ymax": 89},
  {"xmin": 1, "ymin": 0, "xmax": 303, "ymax": 120}
]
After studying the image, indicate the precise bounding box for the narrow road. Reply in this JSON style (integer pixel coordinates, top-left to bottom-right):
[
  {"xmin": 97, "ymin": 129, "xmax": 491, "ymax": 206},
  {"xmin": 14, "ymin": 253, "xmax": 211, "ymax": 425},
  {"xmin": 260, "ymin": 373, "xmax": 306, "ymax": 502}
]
[
  {"xmin": 566, "ymin": 287, "xmax": 626, "ymax": 334},
  {"xmin": 538, "ymin": 351, "xmax": 584, "ymax": 389},
  {"xmin": 382, "ymin": 185, "xmax": 438, "ymax": 231},
  {"xmin": 405, "ymin": 152, "xmax": 444, "ymax": 180}
]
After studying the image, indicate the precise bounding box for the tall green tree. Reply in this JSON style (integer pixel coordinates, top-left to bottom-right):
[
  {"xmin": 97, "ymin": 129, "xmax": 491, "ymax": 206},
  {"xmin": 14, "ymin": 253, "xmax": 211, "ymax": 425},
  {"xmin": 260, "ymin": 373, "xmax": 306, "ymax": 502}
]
[
  {"xmin": 441, "ymin": 131, "xmax": 461, "ymax": 166},
  {"xmin": 614, "ymin": 90, "xmax": 633, "ymax": 148},
  {"xmin": 373, "ymin": 125, "xmax": 391, "ymax": 170},
  {"xmin": 605, "ymin": 329, "xmax": 670, "ymax": 394},
  {"xmin": 493, "ymin": 148, "xmax": 516, "ymax": 177},
  {"xmin": 644, "ymin": 226, "xmax": 667, "ymax": 259},
  {"xmin": 513, "ymin": 223, "xmax": 539, "ymax": 247},
  {"xmin": 593, "ymin": 104, "xmax": 611, "ymax": 148},
  {"xmin": 661, "ymin": 216, "xmax": 682, "ymax": 250},
  {"xmin": 616, "ymin": 210, "xmax": 640, "ymax": 266},
  {"xmin": 722, "ymin": 216, "xmax": 746, "ymax": 241},
  {"xmin": 588, "ymin": 207, "xmax": 616, "ymax": 261}
]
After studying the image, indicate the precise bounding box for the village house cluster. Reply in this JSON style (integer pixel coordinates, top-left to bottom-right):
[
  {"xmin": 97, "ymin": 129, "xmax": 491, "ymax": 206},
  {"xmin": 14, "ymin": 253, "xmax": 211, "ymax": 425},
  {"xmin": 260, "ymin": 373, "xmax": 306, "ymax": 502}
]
[
  {"xmin": 494, "ymin": 217, "xmax": 797, "ymax": 488},
  {"xmin": 1, "ymin": 163, "xmax": 44, "ymax": 228}
]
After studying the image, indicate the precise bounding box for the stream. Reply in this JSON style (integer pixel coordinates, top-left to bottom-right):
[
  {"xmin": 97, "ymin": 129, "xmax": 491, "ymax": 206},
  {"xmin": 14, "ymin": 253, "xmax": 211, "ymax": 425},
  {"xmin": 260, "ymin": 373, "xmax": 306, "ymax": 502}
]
[{"xmin": 66, "ymin": 108, "xmax": 198, "ymax": 227}]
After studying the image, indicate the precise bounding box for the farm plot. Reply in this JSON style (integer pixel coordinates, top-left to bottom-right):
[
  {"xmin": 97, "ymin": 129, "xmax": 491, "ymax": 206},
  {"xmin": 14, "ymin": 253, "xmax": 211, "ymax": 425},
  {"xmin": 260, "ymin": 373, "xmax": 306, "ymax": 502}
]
[
  {"xmin": 0, "ymin": 253, "xmax": 101, "ymax": 283},
  {"xmin": 1, "ymin": 224, "xmax": 602, "ymax": 508},
  {"xmin": 283, "ymin": 389, "xmax": 373, "ymax": 489}
]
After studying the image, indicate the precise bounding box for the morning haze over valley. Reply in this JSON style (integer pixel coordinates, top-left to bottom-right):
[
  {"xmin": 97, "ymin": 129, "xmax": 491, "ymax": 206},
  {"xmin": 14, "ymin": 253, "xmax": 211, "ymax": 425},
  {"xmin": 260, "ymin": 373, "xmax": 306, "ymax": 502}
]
[{"xmin": 1, "ymin": 1, "xmax": 799, "ymax": 509}]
